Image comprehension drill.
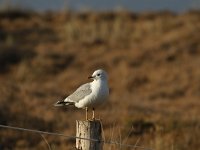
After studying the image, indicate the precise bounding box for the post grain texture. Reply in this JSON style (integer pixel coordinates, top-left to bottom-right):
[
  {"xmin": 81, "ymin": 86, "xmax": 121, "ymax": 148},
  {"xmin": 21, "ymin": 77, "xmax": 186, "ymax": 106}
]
[{"xmin": 76, "ymin": 120, "xmax": 102, "ymax": 150}]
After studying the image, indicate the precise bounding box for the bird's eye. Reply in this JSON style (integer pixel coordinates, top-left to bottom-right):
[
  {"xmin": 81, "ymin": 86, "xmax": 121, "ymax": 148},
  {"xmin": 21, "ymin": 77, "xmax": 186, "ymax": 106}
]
[{"xmin": 97, "ymin": 73, "xmax": 100, "ymax": 76}]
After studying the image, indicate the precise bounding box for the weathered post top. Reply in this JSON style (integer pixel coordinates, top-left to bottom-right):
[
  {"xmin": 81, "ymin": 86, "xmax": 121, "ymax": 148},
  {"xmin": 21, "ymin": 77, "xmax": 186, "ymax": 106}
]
[{"xmin": 76, "ymin": 120, "xmax": 102, "ymax": 150}]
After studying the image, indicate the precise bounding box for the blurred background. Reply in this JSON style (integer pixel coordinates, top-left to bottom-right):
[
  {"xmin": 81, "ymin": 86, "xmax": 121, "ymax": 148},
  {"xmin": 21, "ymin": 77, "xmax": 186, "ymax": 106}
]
[
  {"xmin": 0, "ymin": 0, "xmax": 200, "ymax": 12},
  {"xmin": 0, "ymin": 0, "xmax": 200, "ymax": 150}
]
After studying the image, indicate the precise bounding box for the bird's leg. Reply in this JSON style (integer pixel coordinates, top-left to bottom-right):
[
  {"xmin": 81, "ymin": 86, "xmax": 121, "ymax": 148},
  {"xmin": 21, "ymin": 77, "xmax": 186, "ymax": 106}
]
[
  {"xmin": 86, "ymin": 107, "xmax": 88, "ymax": 120},
  {"xmin": 92, "ymin": 108, "xmax": 95, "ymax": 120}
]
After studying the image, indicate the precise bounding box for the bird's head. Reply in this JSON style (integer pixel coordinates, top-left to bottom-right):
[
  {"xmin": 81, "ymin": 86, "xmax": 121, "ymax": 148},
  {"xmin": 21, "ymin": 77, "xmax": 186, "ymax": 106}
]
[{"xmin": 88, "ymin": 69, "xmax": 108, "ymax": 81}]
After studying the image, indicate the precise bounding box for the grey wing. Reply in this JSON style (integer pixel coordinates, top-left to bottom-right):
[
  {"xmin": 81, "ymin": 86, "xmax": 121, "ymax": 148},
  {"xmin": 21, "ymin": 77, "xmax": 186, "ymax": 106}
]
[{"xmin": 67, "ymin": 83, "xmax": 92, "ymax": 103}]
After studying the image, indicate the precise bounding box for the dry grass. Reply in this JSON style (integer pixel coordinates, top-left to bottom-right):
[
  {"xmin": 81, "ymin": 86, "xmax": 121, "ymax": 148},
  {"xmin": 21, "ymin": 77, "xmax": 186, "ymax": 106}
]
[{"xmin": 0, "ymin": 10, "xmax": 200, "ymax": 150}]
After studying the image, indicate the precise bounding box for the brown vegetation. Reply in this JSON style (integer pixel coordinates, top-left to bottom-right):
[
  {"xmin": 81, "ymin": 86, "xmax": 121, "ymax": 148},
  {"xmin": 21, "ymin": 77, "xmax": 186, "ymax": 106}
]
[{"xmin": 0, "ymin": 10, "xmax": 200, "ymax": 150}]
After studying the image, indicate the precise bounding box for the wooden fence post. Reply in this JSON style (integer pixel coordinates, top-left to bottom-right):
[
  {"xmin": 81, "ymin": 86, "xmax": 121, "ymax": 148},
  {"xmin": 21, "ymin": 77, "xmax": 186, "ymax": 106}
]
[{"xmin": 76, "ymin": 120, "xmax": 102, "ymax": 150}]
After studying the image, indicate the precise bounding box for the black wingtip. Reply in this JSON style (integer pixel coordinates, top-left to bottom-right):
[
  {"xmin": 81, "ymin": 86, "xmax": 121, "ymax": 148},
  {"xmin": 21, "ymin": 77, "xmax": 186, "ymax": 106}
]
[{"xmin": 54, "ymin": 101, "xmax": 66, "ymax": 107}]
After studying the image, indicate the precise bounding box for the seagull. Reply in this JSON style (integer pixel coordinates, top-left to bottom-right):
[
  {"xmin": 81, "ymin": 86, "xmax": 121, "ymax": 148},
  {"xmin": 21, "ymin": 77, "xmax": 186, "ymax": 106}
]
[{"xmin": 54, "ymin": 69, "xmax": 109, "ymax": 120}]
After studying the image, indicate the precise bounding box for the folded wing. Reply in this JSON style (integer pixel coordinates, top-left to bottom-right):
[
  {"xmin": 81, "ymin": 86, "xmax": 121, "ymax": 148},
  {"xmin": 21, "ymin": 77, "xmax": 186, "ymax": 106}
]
[{"xmin": 54, "ymin": 83, "xmax": 92, "ymax": 106}]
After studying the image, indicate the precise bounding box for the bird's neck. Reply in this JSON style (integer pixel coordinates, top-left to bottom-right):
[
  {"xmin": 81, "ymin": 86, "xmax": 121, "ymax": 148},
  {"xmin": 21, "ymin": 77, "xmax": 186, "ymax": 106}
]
[{"xmin": 93, "ymin": 79, "xmax": 107, "ymax": 84}]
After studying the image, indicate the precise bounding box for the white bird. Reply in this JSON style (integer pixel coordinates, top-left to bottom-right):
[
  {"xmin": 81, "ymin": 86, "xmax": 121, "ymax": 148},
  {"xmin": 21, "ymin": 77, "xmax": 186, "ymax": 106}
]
[{"xmin": 54, "ymin": 69, "xmax": 109, "ymax": 120}]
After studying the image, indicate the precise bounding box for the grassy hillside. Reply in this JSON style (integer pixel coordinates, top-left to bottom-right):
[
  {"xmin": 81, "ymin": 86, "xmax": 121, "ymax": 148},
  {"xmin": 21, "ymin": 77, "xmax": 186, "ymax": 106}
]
[{"xmin": 0, "ymin": 10, "xmax": 200, "ymax": 150}]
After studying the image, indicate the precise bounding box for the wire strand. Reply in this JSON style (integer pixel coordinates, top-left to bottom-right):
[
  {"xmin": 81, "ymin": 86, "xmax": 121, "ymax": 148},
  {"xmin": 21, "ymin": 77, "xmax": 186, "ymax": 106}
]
[{"xmin": 0, "ymin": 124, "xmax": 153, "ymax": 150}]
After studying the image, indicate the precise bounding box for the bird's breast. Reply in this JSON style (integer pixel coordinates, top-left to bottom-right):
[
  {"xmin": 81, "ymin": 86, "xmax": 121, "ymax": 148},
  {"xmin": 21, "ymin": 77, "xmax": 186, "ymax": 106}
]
[{"xmin": 92, "ymin": 81, "xmax": 109, "ymax": 102}]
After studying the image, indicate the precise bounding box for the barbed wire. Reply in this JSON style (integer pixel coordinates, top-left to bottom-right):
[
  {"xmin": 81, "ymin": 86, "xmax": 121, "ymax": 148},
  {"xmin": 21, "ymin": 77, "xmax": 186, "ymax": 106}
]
[{"xmin": 0, "ymin": 124, "xmax": 153, "ymax": 150}]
